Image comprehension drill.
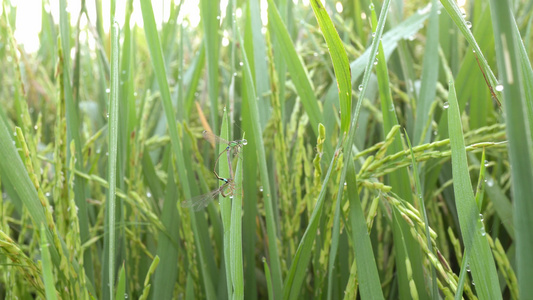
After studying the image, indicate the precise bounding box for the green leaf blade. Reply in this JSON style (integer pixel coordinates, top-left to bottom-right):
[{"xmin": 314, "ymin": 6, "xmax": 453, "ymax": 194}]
[{"xmin": 309, "ymin": 0, "xmax": 351, "ymax": 133}]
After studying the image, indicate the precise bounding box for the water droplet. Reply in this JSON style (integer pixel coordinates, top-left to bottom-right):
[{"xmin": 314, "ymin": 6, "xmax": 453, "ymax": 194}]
[
  {"xmin": 433, "ymin": 130, "xmax": 438, "ymax": 135},
  {"xmin": 373, "ymin": 58, "xmax": 378, "ymax": 65},
  {"xmin": 371, "ymin": 32, "xmax": 376, "ymax": 37},
  {"xmin": 259, "ymin": 186, "xmax": 264, "ymax": 192},
  {"xmin": 229, "ymin": 195, "xmax": 234, "ymax": 199},
  {"xmin": 34, "ymin": 125, "xmax": 38, "ymax": 130},
  {"xmin": 106, "ymin": 88, "xmax": 110, "ymax": 93},
  {"xmin": 239, "ymin": 61, "xmax": 244, "ymax": 66},
  {"xmin": 466, "ymin": 263, "xmax": 471, "ymax": 272},
  {"xmin": 443, "ymin": 102, "xmax": 449, "ymax": 109},
  {"xmin": 146, "ymin": 192, "xmax": 152, "ymax": 198},
  {"xmin": 13, "ymin": 131, "xmax": 17, "ymax": 136},
  {"xmin": 479, "ymin": 213, "xmax": 484, "ymax": 221},
  {"xmin": 313, "ymin": 52, "xmax": 318, "ymax": 57},
  {"xmin": 358, "ymin": 85, "xmax": 363, "ymax": 91},
  {"xmin": 472, "ymin": 280, "xmax": 476, "ymax": 286},
  {"xmin": 388, "ymin": 105, "xmax": 394, "ymax": 112},
  {"xmin": 369, "ymin": 3, "xmax": 374, "ymax": 10},
  {"xmin": 233, "ymin": 72, "xmax": 237, "ymax": 77},
  {"xmin": 486, "ymin": 178, "xmax": 495, "ymax": 187},
  {"xmin": 106, "ymin": 113, "xmax": 110, "ymax": 118},
  {"xmin": 465, "ymin": 21, "xmax": 472, "ymax": 29},
  {"xmin": 480, "ymin": 226, "xmax": 486, "ymax": 236},
  {"xmin": 495, "ymin": 84, "xmax": 504, "ymax": 91},
  {"xmin": 484, "ymin": 160, "xmax": 489, "ymax": 167},
  {"xmin": 344, "ymin": 182, "xmax": 347, "ymax": 186}
]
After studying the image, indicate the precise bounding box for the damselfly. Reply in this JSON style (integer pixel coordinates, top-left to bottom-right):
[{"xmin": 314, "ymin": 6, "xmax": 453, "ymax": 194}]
[{"xmin": 202, "ymin": 130, "xmax": 247, "ymax": 180}]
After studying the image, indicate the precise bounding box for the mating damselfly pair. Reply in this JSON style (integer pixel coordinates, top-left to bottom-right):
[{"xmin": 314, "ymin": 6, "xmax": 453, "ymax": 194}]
[{"xmin": 181, "ymin": 131, "xmax": 247, "ymax": 211}]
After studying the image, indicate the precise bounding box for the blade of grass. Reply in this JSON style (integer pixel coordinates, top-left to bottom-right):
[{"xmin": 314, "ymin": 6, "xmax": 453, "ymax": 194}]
[
  {"xmin": 371, "ymin": 8, "xmax": 428, "ymax": 299},
  {"xmin": 447, "ymin": 78, "xmax": 501, "ymax": 299},
  {"xmin": 237, "ymin": 24, "xmax": 284, "ymax": 299},
  {"xmin": 511, "ymin": 16, "xmax": 533, "ymax": 144},
  {"xmin": 272, "ymin": 0, "xmax": 289, "ymax": 124},
  {"xmin": 455, "ymin": 3, "xmax": 495, "ymax": 128},
  {"xmin": 323, "ymin": 6, "xmax": 431, "ymax": 137},
  {"xmin": 184, "ymin": 44, "xmax": 206, "ymax": 119},
  {"xmin": 200, "ymin": 0, "xmax": 220, "ymax": 134},
  {"xmin": 263, "ymin": 258, "xmax": 274, "ymax": 300},
  {"xmin": 306, "ymin": 1, "xmax": 351, "ymax": 298},
  {"xmin": 248, "ymin": 0, "xmax": 271, "ymax": 129},
  {"xmin": 488, "ymin": 1, "xmax": 533, "ymax": 297},
  {"xmin": 106, "ymin": 19, "xmax": 120, "ymax": 300},
  {"xmin": 336, "ymin": 0, "xmax": 392, "ymax": 298},
  {"xmin": 40, "ymin": 223, "xmax": 58, "ymax": 300},
  {"xmin": 413, "ymin": 0, "xmax": 439, "ymax": 145},
  {"xmin": 242, "ymin": 5, "xmax": 259, "ymax": 299},
  {"xmin": 115, "ymin": 263, "xmax": 126, "ymax": 300},
  {"xmin": 139, "ymin": 0, "xmax": 216, "ymax": 298},
  {"xmin": 267, "ymin": 0, "xmax": 323, "ymax": 137},
  {"xmin": 404, "ymin": 131, "xmax": 438, "ymax": 298},
  {"xmin": 345, "ymin": 160, "xmax": 384, "ymax": 300},
  {"xmin": 59, "ymin": 0, "xmax": 94, "ymax": 283},
  {"xmin": 152, "ymin": 161, "xmax": 181, "ymax": 299},
  {"xmin": 230, "ymin": 145, "xmax": 244, "ymax": 300},
  {"xmin": 220, "ymin": 111, "xmax": 233, "ymax": 300},
  {"xmin": 283, "ymin": 144, "xmax": 341, "ymax": 300},
  {"xmin": 0, "ymin": 76, "xmax": 60, "ymax": 271},
  {"xmin": 309, "ymin": 0, "xmax": 351, "ymax": 133},
  {"xmin": 468, "ymin": 154, "xmax": 514, "ymax": 239},
  {"xmin": 440, "ymin": 0, "xmax": 501, "ymax": 103}
]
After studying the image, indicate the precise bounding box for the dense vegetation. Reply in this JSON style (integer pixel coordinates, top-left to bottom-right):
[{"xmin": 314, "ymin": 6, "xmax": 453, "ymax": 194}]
[{"xmin": 1, "ymin": 0, "xmax": 532, "ymax": 299}]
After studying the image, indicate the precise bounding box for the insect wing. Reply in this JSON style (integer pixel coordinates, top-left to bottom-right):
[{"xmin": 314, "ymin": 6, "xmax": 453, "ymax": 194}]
[
  {"xmin": 182, "ymin": 188, "xmax": 220, "ymax": 211},
  {"xmin": 182, "ymin": 182, "xmax": 230, "ymax": 211},
  {"xmin": 202, "ymin": 130, "xmax": 230, "ymax": 145}
]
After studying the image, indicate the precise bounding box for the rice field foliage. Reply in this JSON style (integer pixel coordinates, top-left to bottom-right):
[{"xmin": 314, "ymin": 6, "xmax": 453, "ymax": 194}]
[{"xmin": 0, "ymin": 0, "xmax": 531, "ymax": 299}]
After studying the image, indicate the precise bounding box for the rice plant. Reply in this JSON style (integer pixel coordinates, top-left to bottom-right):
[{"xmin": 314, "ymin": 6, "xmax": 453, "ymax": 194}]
[{"xmin": 0, "ymin": 0, "xmax": 531, "ymax": 299}]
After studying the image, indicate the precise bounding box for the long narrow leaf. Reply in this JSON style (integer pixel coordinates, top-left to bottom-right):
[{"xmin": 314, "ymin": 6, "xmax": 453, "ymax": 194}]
[
  {"xmin": 106, "ymin": 19, "xmax": 120, "ymax": 300},
  {"xmin": 488, "ymin": 1, "xmax": 533, "ymax": 297},
  {"xmin": 267, "ymin": 0, "xmax": 323, "ymax": 137},
  {"xmin": 237, "ymin": 24, "xmax": 284, "ymax": 299},
  {"xmin": 447, "ymin": 79, "xmax": 501, "ymax": 299},
  {"xmin": 309, "ymin": 0, "xmax": 351, "ymax": 133}
]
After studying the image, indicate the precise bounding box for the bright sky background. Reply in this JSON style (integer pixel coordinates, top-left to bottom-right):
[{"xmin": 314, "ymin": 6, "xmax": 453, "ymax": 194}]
[
  {"xmin": 6, "ymin": 0, "xmax": 465, "ymax": 54},
  {"xmin": 7, "ymin": 0, "xmax": 271, "ymax": 53},
  {"xmin": 9, "ymin": 0, "xmax": 199, "ymax": 53}
]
